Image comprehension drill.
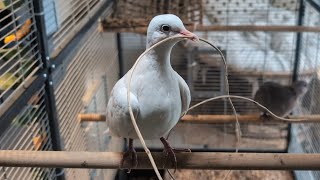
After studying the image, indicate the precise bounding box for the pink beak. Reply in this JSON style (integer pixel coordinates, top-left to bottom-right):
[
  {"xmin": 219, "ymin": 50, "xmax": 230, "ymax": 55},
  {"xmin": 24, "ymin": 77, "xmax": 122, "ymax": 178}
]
[{"xmin": 179, "ymin": 30, "xmax": 199, "ymax": 41}]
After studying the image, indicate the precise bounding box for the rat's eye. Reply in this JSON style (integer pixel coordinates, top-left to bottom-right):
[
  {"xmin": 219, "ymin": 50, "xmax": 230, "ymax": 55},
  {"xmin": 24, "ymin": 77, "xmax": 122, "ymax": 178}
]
[{"xmin": 161, "ymin": 24, "xmax": 171, "ymax": 32}]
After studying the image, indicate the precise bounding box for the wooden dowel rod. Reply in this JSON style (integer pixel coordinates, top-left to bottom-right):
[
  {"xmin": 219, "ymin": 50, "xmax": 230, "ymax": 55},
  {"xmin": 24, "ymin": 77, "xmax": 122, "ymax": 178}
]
[
  {"xmin": 228, "ymin": 71, "xmax": 314, "ymax": 78},
  {"xmin": 78, "ymin": 113, "xmax": 106, "ymax": 122},
  {"xmin": 0, "ymin": 151, "xmax": 320, "ymax": 170},
  {"xmin": 181, "ymin": 114, "xmax": 317, "ymax": 123},
  {"xmin": 182, "ymin": 114, "xmax": 262, "ymax": 123},
  {"xmin": 100, "ymin": 25, "xmax": 320, "ymax": 33},
  {"xmin": 78, "ymin": 113, "xmax": 320, "ymax": 123}
]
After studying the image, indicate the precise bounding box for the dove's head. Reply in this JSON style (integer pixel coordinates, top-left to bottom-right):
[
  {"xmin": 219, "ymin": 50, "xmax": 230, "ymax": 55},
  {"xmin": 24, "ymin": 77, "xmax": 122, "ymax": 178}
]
[
  {"xmin": 146, "ymin": 14, "xmax": 198, "ymax": 48},
  {"xmin": 292, "ymin": 80, "xmax": 308, "ymax": 97}
]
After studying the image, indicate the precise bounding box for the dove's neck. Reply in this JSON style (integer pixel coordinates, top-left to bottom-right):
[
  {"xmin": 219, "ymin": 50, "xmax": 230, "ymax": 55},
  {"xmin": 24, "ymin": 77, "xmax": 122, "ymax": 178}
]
[{"xmin": 146, "ymin": 43, "xmax": 175, "ymax": 68}]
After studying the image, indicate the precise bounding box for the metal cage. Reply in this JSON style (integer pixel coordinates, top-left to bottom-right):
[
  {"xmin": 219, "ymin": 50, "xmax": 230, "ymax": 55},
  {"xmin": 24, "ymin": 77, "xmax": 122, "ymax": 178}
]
[
  {"xmin": 0, "ymin": 87, "xmax": 56, "ymax": 180},
  {"xmin": 0, "ymin": 0, "xmax": 120, "ymax": 179},
  {"xmin": 115, "ymin": 0, "xmax": 319, "ymax": 179},
  {"xmin": 0, "ymin": 0, "xmax": 319, "ymax": 180},
  {"xmin": 0, "ymin": 0, "xmax": 42, "ymax": 106},
  {"xmin": 288, "ymin": 1, "xmax": 320, "ymax": 180}
]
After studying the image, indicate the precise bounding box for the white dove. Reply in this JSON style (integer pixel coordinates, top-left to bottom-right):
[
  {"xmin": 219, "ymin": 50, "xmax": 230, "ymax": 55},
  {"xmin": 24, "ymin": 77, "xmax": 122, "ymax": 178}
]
[{"xmin": 106, "ymin": 14, "xmax": 197, "ymax": 171}]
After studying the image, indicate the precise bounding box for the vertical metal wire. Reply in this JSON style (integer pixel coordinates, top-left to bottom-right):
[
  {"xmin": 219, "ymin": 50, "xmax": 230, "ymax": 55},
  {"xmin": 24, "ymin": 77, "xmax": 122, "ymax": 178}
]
[
  {"xmin": 0, "ymin": 0, "xmax": 57, "ymax": 178},
  {"xmin": 0, "ymin": 87, "xmax": 56, "ymax": 180},
  {"xmin": 293, "ymin": 0, "xmax": 305, "ymax": 82},
  {"xmin": 262, "ymin": 2, "xmax": 270, "ymax": 80},
  {"xmin": 289, "ymin": 1, "xmax": 320, "ymax": 179}
]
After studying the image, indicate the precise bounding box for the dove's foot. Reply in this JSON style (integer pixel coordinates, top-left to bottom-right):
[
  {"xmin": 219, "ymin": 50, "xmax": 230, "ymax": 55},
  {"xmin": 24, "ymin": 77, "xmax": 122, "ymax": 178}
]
[
  {"xmin": 120, "ymin": 138, "xmax": 138, "ymax": 173},
  {"xmin": 160, "ymin": 137, "xmax": 191, "ymax": 172}
]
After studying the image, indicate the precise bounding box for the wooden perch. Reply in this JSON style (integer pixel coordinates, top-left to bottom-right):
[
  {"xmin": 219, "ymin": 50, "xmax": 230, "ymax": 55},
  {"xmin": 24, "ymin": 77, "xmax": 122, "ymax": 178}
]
[
  {"xmin": 78, "ymin": 113, "xmax": 106, "ymax": 122},
  {"xmin": 99, "ymin": 24, "xmax": 320, "ymax": 33},
  {"xmin": 228, "ymin": 70, "xmax": 314, "ymax": 78},
  {"xmin": 1, "ymin": 151, "xmax": 320, "ymax": 170},
  {"xmin": 78, "ymin": 113, "xmax": 320, "ymax": 123},
  {"xmin": 181, "ymin": 114, "xmax": 320, "ymax": 123}
]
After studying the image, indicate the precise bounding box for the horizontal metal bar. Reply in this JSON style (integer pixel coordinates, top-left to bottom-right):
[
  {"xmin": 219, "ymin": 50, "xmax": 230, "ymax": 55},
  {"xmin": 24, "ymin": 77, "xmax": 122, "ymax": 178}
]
[
  {"xmin": 0, "ymin": 0, "xmax": 21, "ymax": 14},
  {"xmin": 0, "ymin": 151, "xmax": 320, "ymax": 170},
  {"xmin": 50, "ymin": 0, "xmax": 111, "ymax": 64},
  {"xmin": 0, "ymin": 57, "xmax": 41, "ymax": 99},
  {"xmin": 0, "ymin": 34, "xmax": 38, "ymax": 62},
  {"xmin": 0, "ymin": 73, "xmax": 45, "ymax": 137}
]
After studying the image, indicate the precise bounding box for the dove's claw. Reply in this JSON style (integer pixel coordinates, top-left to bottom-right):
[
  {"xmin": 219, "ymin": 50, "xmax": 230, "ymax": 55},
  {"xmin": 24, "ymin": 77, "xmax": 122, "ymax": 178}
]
[
  {"xmin": 160, "ymin": 137, "xmax": 177, "ymax": 171},
  {"xmin": 120, "ymin": 139, "xmax": 138, "ymax": 173},
  {"xmin": 160, "ymin": 137, "xmax": 191, "ymax": 172}
]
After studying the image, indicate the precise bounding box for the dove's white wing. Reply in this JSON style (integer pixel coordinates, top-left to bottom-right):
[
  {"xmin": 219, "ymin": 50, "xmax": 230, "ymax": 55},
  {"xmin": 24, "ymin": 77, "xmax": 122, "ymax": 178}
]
[
  {"xmin": 176, "ymin": 72, "xmax": 191, "ymax": 117},
  {"xmin": 106, "ymin": 78, "xmax": 139, "ymax": 138}
]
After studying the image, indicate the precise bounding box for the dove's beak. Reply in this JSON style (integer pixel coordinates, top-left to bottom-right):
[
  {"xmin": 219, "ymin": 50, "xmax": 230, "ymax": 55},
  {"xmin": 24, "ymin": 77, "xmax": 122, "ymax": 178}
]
[{"xmin": 179, "ymin": 30, "xmax": 199, "ymax": 41}]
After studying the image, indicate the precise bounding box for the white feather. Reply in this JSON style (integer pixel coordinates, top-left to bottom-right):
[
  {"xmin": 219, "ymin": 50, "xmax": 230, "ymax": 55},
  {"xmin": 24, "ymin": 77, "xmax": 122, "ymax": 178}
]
[{"xmin": 106, "ymin": 14, "xmax": 191, "ymax": 140}]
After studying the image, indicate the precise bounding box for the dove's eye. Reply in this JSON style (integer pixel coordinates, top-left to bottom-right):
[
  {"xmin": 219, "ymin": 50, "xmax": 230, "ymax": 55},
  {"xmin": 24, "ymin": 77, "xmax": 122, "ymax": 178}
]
[{"xmin": 161, "ymin": 25, "xmax": 171, "ymax": 32}]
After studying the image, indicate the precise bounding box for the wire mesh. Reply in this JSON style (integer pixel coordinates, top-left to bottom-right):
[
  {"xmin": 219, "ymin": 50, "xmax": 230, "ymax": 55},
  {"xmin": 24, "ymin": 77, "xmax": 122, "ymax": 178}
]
[
  {"xmin": 0, "ymin": 0, "xmax": 42, "ymax": 105},
  {"xmin": 83, "ymin": 76, "xmax": 123, "ymax": 180},
  {"xmin": 0, "ymin": 86, "xmax": 56, "ymax": 180},
  {"xmin": 43, "ymin": 0, "xmax": 103, "ymax": 57},
  {"xmin": 116, "ymin": 0, "xmax": 316, "ymax": 151},
  {"xmin": 0, "ymin": 1, "xmax": 119, "ymax": 179},
  {"xmin": 203, "ymin": 0, "xmax": 299, "ymax": 25},
  {"xmin": 51, "ymin": 9, "xmax": 120, "ymax": 178},
  {"xmin": 120, "ymin": 34, "xmax": 289, "ymax": 151},
  {"xmin": 188, "ymin": 0, "xmax": 304, "ymax": 151},
  {"xmin": 288, "ymin": 1, "xmax": 320, "ymax": 179},
  {"xmin": 200, "ymin": 0, "xmax": 301, "ymax": 73}
]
